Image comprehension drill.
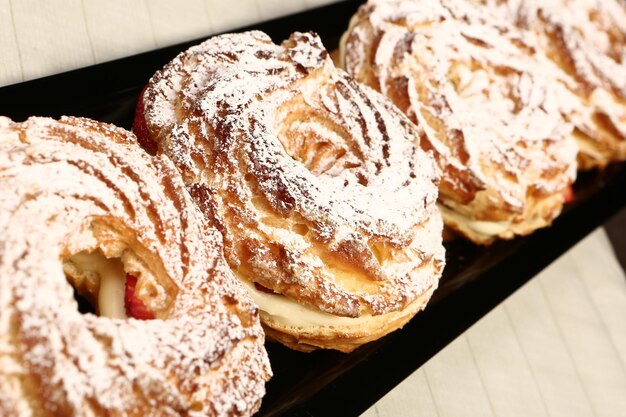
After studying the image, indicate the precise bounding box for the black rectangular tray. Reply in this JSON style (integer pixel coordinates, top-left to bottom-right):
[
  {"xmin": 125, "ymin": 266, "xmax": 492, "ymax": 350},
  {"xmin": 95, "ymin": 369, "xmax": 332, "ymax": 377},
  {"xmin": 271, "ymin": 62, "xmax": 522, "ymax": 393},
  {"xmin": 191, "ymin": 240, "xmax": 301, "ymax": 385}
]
[{"xmin": 2, "ymin": 1, "xmax": 625, "ymax": 416}]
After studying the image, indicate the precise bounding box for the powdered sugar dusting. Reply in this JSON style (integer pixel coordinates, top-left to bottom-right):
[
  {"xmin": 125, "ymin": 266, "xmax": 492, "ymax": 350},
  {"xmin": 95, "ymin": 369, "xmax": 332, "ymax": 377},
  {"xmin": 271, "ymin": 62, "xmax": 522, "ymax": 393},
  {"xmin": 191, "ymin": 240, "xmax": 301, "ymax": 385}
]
[
  {"xmin": 140, "ymin": 31, "xmax": 444, "ymax": 318},
  {"xmin": 482, "ymin": 0, "xmax": 626, "ymax": 167},
  {"xmin": 341, "ymin": 0, "xmax": 577, "ymax": 234},
  {"xmin": 0, "ymin": 117, "xmax": 270, "ymax": 416}
]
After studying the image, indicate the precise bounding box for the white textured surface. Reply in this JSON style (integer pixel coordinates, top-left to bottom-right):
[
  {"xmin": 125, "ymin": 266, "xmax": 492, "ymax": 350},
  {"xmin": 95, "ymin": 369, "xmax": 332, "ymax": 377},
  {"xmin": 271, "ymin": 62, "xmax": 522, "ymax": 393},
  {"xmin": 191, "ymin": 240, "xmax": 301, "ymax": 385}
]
[
  {"xmin": 0, "ymin": 0, "xmax": 339, "ymax": 87},
  {"xmin": 363, "ymin": 227, "xmax": 626, "ymax": 417}
]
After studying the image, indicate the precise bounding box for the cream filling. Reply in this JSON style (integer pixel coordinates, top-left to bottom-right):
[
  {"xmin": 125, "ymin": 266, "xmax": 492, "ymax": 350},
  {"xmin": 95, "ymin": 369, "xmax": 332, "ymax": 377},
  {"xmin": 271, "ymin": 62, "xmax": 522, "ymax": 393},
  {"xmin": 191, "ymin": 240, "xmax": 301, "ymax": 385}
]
[
  {"xmin": 69, "ymin": 252, "xmax": 127, "ymax": 319},
  {"xmin": 441, "ymin": 206, "xmax": 512, "ymax": 237},
  {"xmin": 240, "ymin": 279, "xmax": 372, "ymax": 328},
  {"xmin": 465, "ymin": 219, "xmax": 512, "ymax": 236}
]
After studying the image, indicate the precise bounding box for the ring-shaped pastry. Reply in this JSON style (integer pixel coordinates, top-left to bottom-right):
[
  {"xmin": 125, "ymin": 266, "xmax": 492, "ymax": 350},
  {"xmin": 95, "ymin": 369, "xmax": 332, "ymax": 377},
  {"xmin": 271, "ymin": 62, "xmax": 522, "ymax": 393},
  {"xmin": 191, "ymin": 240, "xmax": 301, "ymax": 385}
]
[
  {"xmin": 0, "ymin": 116, "xmax": 271, "ymax": 416},
  {"xmin": 484, "ymin": 0, "xmax": 626, "ymax": 169},
  {"xmin": 340, "ymin": 0, "xmax": 578, "ymax": 244},
  {"xmin": 134, "ymin": 31, "xmax": 445, "ymax": 352}
]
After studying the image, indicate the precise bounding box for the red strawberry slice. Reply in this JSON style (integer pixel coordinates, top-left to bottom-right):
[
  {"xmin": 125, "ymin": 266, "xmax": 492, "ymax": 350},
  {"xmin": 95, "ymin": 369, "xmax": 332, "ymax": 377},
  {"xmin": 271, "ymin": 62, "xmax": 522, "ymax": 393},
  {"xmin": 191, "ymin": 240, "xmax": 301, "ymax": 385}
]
[
  {"xmin": 124, "ymin": 273, "xmax": 155, "ymax": 320},
  {"xmin": 562, "ymin": 185, "xmax": 574, "ymax": 204},
  {"xmin": 132, "ymin": 87, "xmax": 158, "ymax": 155}
]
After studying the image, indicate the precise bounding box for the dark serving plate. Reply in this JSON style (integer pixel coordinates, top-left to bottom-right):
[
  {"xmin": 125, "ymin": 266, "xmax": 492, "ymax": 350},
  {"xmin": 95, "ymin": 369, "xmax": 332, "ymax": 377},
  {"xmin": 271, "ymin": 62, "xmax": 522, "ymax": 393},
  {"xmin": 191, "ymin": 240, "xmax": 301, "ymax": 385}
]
[{"xmin": 2, "ymin": 1, "xmax": 625, "ymax": 416}]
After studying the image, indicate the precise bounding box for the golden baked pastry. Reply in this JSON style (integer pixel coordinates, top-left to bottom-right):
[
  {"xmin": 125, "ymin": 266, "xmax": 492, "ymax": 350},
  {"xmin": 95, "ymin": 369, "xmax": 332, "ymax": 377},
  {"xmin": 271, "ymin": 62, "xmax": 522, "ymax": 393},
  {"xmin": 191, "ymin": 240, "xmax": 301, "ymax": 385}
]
[
  {"xmin": 481, "ymin": 0, "xmax": 626, "ymax": 169},
  {"xmin": 134, "ymin": 31, "xmax": 445, "ymax": 352},
  {"xmin": 0, "ymin": 116, "xmax": 271, "ymax": 416},
  {"xmin": 340, "ymin": 0, "xmax": 578, "ymax": 244}
]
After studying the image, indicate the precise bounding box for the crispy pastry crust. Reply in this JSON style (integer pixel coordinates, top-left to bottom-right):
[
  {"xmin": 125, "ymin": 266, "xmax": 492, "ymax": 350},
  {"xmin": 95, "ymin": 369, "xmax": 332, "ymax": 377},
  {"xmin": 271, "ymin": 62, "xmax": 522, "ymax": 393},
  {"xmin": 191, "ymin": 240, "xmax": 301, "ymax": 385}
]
[
  {"xmin": 340, "ymin": 0, "xmax": 578, "ymax": 244},
  {"xmin": 135, "ymin": 31, "xmax": 445, "ymax": 351},
  {"xmin": 0, "ymin": 116, "xmax": 271, "ymax": 416},
  {"xmin": 482, "ymin": 0, "xmax": 626, "ymax": 169}
]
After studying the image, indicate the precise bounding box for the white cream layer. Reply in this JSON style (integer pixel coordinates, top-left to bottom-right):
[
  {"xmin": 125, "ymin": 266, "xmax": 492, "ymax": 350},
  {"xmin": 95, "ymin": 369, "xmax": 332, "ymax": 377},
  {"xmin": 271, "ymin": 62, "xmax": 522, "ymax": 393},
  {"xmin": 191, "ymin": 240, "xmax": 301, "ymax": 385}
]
[
  {"xmin": 240, "ymin": 279, "xmax": 372, "ymax": 328},
  {"xmin": 440, "ymin": 205, "xmax": 512, "ymax": 237},
  {"xmin": 465, "ymin": 218, "xmax": 512, "ymax": 236},
  {"xmin": 70, "ymin": 252, "xmax": 127, "ymax": 319}
]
